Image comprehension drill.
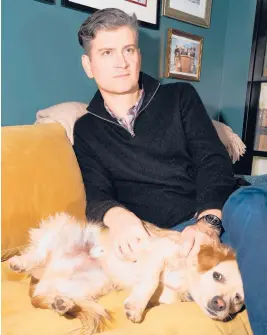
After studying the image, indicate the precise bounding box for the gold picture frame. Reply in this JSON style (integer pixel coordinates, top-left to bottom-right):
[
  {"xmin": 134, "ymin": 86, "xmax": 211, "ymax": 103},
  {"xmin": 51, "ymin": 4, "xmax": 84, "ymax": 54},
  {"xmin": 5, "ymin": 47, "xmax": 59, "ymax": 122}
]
[
  {"xmin": 162, "ymin": 0, "xmax": 212, "ymax": 29},
  {"xmin": 165, "ymin": 28, "xmax": 203, "ymax": 81}
]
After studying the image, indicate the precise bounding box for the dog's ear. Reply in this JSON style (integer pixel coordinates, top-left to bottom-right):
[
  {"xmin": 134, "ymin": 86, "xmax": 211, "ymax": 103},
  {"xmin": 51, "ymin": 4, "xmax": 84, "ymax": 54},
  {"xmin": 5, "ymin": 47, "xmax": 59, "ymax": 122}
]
[{"xmin": 197, "ymin": 244, "xmax": 236, "ymax": 273}]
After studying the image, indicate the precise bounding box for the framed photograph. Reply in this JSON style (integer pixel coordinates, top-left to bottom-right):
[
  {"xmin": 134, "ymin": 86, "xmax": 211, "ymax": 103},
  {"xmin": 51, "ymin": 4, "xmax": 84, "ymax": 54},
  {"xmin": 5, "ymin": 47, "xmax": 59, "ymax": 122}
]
[
  {"xmin": 125, "ymin": 0, "xmax": 147, "ymax": 7},
  {"xmin": 162, "ymin": 0, "xmax": 213, "ymax": 28},
  {"xmin": 34, "ymin": 0, "xmax": 55, "ymax": 4},
  {"xmin": 61, "ymin": 0, "xmax": 159, "ymax": 29},
  {"xmin": 165, "ymin": 28, "xmax": 203, "ymax": 81}
]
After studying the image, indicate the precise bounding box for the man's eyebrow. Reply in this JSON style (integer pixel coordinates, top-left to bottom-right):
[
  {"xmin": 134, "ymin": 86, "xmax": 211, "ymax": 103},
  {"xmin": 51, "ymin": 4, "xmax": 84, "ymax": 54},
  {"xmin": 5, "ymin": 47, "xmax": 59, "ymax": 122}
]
[
  {"xmin": 97, "ymin": 44, "xmax": 137, "ymax": 52},
  {"xmin": 97, "ymin": 47, "xmax": 115, "ymax": 52},
  {"xmin": 123, "ymin": 44, "xmax": 137, "ymax": 48}
]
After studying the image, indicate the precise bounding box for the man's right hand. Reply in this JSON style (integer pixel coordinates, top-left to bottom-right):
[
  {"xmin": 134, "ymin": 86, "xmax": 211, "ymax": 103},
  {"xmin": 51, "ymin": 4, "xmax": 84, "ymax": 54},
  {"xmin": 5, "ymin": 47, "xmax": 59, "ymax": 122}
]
[{"xmin": 103, "ymin": 207, "xmax": 150, "ymax": 261}]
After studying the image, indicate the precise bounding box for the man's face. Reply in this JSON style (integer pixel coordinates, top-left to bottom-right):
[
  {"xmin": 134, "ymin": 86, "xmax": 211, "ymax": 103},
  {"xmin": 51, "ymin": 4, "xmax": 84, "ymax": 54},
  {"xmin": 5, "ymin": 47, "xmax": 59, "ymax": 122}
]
[{"xmin": 82, "ymin": 26, "xmax": 141, "ymax": 94}]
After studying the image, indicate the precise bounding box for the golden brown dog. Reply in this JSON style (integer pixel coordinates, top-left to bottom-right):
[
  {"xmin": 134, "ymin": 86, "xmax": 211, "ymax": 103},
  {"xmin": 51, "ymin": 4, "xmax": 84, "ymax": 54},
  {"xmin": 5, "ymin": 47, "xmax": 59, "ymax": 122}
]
[{"xmin": 8, "ymin": 213, "xmax": 244, "ymax": 334}]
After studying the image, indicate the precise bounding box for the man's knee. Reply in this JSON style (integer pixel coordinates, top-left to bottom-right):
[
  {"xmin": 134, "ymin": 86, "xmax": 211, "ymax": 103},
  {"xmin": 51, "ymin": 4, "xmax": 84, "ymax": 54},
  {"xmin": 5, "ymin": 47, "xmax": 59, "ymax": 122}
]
[{"xmin": 222, "ymin": 186, "xmax": 267, "ymax": 234}]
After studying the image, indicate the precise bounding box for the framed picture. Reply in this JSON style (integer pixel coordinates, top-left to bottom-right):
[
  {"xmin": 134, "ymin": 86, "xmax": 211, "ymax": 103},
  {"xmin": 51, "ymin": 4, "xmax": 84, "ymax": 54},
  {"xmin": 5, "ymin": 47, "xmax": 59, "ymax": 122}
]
[
  {"xmin": 165, "ymin": 28, "xmax": 203, "ymax": 81},
  {"xmin": 125, "ymin": 0, "xmax": 147, "ymax": 7},
  {"xmin": 34, "ymin": 0, "xmax": 55, "ymax": 4},
  {"xmin": 61, "ymin": 0, "xmax": 160, "ymax": 29},
  {"xmin": 162, "ymin": 0, "xmax": 213, "ymax": 28}
]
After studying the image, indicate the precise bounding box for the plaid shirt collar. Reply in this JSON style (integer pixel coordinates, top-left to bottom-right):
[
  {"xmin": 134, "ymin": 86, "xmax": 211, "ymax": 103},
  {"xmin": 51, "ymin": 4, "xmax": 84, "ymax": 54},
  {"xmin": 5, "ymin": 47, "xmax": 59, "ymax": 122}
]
[{"xmin": 104, "ymin": 89, "xmax": 145, "ymax": 136}]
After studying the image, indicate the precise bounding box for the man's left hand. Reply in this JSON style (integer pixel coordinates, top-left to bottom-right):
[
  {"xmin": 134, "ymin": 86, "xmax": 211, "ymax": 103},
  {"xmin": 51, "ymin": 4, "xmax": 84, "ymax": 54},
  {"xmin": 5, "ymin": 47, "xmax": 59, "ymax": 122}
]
[{"xmin": 180, "ymin": 219, "xmax": 220, "ymax": 257}]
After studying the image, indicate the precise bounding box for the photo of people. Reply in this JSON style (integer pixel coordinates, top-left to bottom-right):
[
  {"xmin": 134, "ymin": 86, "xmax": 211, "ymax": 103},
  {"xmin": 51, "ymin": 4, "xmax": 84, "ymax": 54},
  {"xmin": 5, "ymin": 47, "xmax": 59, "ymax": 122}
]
[
  {"xmin": 165, "ymin": 29, "xmax": 203, "ymax": 81},
  {"xmin": 188, "ymin": 0, "xmax": 201, "ymax": 5},
  {"xmin": 125, "ymin": 0, "xmax": 147, "ymax": 7}
]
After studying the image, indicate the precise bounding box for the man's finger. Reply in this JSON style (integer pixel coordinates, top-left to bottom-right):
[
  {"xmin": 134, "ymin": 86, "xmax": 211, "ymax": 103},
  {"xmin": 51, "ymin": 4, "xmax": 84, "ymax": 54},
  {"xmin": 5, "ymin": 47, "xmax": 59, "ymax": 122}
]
[
  {"xmin": 121, "ymin": 241, "xmax": 137, "ymax": 261},
  {"xmin": 189, "ymin": 239, "xmax": 201, "ymax": 257},
  {"xmin": 180, "ymin": 226, "xmax": 197, "ymax": 257},
  {"xmin": 180, "ymin": 234, "xmax": 195, "ymax": 257},
  {"xmin": 188, "ymin": 232, "xmax": 212, "ymax": 257},
  {"xmin": 128, "ymin": 238, "xmax": 142, "ymax": 255},
  {"xmin": 114, "ymin": 242, "xmax": 125, "ymax": 260}
]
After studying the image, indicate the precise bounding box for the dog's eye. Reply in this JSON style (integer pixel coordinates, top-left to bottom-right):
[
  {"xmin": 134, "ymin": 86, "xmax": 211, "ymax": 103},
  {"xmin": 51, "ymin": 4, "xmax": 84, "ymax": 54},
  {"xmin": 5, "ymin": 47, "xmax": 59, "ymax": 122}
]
[
  {"xmin": 234, "ymin": 293, "xmax": 242, "ymax": 302},
  {"xmin": 213, "ymin": 271, "xmax": 224, "ymax": 282}
]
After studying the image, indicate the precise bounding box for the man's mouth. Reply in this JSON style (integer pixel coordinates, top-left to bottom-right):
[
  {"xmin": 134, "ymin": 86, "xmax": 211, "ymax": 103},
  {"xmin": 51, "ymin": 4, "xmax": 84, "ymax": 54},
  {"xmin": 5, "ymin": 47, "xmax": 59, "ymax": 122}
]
[{"xmin": 114, "ymin": 74, "xmax": 129, "ymax": 78}]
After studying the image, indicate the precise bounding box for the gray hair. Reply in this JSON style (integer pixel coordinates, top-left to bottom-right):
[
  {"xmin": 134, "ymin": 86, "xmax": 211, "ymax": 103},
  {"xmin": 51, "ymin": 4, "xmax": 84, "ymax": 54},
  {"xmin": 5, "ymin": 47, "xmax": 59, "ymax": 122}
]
[{"xmin": 78, "ymin": 8, "xmax": 139, "ymax": 55}]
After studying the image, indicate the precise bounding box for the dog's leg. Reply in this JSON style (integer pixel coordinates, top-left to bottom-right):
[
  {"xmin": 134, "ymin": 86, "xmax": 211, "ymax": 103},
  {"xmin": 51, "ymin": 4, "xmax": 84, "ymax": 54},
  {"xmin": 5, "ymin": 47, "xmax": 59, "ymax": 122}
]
[
  {"xmin": 51, "ymin": 296, "xmax": 75, "ymax": 315},
  {"xmin": 30, "ymin": 275, "xmax": 109, "ymax": 335},
  {"xmin": 32, "ymin": 292, "xmax": 75, "ymax": 315},
  {"xmin": 124, "ymin": 237, "xmax": 182, "ymax": 323},
  {"xmin": 29, "ymin": 276, "xmax": 69, "ymax": 313},
  {"xmin": 124, "ymin": 253, "xmax": 165, "ymax": 323},
  {"xmin": 8, "ymin": 245, "xmax": 48, "ymax": 273},
  {"xmin": 30, "ymin": 276, "xmax": 75, "ymax": 315},
  {"xmin": 179, "ymin": 291, "xmax": 194, "ymax": 302}
]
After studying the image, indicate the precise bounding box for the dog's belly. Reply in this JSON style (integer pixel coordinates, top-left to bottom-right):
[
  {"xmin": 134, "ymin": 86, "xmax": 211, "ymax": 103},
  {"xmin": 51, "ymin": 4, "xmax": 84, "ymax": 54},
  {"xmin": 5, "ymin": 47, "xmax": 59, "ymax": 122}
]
[
  {"xmin": 101, "ymin": 253, "xmax": 140, "ymax": 289},
  {"xmin": 47, "ymin": 253, "xmax": 99, "ymax": 273}
]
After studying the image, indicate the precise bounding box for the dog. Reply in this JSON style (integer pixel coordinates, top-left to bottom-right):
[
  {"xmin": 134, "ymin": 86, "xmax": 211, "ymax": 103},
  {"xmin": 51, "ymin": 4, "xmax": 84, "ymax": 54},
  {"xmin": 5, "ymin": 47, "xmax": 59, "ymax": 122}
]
[{"xmin": 8, "ymin": 213, "xmax": 244, "ymax": 334}]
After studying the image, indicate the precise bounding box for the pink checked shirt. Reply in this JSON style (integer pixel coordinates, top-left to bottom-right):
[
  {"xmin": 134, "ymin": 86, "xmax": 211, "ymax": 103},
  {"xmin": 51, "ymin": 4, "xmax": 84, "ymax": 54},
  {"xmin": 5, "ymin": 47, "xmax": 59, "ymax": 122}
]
[{"xmin": 104, "ymin": 89, "xmax": 145, "ymax": 137}]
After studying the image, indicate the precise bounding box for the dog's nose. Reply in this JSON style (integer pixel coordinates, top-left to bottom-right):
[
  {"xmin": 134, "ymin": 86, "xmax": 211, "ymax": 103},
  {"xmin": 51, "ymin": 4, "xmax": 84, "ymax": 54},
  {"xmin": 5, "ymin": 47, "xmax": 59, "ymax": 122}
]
[{"xmin": 210, "ymin": 296, "xmax": 226, "ymax": 312}]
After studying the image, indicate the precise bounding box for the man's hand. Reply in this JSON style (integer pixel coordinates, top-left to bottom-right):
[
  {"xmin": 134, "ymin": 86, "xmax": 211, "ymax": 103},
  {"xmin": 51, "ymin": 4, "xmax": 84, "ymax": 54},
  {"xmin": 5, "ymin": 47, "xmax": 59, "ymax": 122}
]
[
  {"xmin": 103, "ymin": 207, "xmax": 150, "ymax": 261},
  {"xmin": 180, "ymin": 216, "xmax": 221, "ymax": 257}
]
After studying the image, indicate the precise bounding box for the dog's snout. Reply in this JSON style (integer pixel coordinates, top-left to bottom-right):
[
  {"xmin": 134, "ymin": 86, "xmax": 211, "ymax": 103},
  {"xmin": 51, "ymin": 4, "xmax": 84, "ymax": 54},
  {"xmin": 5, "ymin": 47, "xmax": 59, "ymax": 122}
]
[{"xmin": 210, "ymin": 296, "xmax": 226, "ymax": 312}]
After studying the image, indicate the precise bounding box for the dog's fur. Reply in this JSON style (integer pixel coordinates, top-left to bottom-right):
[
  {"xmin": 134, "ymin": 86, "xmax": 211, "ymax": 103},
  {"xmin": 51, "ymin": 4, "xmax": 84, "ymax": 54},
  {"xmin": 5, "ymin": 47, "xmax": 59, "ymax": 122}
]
[{"xmin": 8, "ymin": 213, "xmax": 244, "ymax": 334}]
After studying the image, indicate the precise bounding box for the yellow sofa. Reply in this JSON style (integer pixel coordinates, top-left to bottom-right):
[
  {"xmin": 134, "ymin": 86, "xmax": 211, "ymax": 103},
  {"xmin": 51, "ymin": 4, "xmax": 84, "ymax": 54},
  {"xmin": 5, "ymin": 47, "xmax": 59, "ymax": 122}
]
[{"xmin": 1, "ymin": 123, "xmax": 253, "ymax": 335}]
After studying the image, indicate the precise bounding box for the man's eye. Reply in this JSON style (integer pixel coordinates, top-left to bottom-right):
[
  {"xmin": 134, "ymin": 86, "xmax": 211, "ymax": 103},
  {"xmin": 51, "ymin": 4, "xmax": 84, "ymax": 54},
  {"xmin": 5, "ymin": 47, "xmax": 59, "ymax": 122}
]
[
  {"xmin": 213, "ymin": 271, "xmax": 224, "ymax": 282},
  {"xmin": 126, "ymin": 47, "xmax": 135, "ymax": 53},
  {"xmin": 102, "ymin": 50, "xmax": 112, "ymax": 56}
]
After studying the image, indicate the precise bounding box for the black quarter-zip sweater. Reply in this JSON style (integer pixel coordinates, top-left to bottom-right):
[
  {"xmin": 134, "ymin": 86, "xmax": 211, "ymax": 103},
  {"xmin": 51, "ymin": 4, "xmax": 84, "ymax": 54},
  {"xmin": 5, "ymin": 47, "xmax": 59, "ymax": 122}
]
[{"xmin": 73, "ymin": 73, "xmax": 236, "ymax": 228}]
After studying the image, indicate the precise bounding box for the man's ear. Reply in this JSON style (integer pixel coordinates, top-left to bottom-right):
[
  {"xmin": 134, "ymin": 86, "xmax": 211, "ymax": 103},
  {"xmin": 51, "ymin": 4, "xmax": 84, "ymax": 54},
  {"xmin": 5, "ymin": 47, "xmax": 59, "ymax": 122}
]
[
  {"xmin": 81, "ymin": 54, "xmax": 93, "ymax": 79},
  {"xmin": 138, "ymin": 48, "xmax": 142, "ymax": 65}
]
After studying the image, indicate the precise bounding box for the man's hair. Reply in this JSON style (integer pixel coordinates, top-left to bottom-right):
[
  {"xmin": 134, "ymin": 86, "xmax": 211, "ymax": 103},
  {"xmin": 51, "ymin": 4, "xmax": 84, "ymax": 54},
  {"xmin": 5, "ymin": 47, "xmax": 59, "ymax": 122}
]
[{"xmin": 78, "ymin": 8, "xmax": 139, "ymax": 55}]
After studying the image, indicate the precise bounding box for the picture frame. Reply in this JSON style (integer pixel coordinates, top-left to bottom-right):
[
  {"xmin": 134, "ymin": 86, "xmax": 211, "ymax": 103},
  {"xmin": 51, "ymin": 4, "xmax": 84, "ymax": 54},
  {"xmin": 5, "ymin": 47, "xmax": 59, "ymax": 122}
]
[
  {"xmin": 162, "ymin": 0, "xmax": 213, "ymax": 29},
  {"xmin": 34, "ymin": 0, "xmax": 55, "ymax": 4},
  {"xmin": 165, "ymin": 28, "xmax": 203, "ymax": 81},
  {"xmin": 61, "ymin": 0, "xmax": 160, "ymax": 29}
]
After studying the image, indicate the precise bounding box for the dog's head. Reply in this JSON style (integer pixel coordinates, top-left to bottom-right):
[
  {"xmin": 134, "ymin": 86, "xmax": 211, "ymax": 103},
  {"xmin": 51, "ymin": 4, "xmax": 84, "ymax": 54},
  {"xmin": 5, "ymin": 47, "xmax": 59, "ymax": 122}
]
[{"xmin": 188, "ymin": 244, "xmax": 244, "ymax": 321}]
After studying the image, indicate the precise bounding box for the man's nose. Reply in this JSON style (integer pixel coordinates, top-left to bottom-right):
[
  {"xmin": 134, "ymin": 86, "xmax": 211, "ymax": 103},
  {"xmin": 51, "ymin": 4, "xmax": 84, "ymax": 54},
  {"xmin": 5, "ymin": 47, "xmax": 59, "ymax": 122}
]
[
  {"xmin": 115, "ymin": 52, "xmax": 129, "ymax": 68},
  {"xmin": 209, "ymin": 296, "xmax": 226, "ymax": 312}
]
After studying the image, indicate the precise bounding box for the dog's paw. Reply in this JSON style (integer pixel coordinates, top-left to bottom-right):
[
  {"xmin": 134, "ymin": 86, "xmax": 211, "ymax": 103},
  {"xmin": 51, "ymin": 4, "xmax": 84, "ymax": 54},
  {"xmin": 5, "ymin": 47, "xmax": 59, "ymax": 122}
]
[
  {"xmin": 51, "ymin": 296, "xmax": 75, "ymax": 315},
  {"xmin": 8, "ymin": 256, "xmax": 26, "ymax": 273},
  {"xmin": 179, "ymin": 292, "xmax": 194, "ymax": 302},
  {"xmin": 124, "ymin": 299, "xmax": 144, "ymax": 323}
]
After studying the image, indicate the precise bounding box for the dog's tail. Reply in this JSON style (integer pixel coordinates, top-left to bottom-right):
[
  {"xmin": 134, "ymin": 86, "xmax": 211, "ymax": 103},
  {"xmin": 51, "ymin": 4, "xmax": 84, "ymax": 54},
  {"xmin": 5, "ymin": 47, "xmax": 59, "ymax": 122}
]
[{"xmin": 68, "ymin": 299, "xmax": 111, "ymax": 335}]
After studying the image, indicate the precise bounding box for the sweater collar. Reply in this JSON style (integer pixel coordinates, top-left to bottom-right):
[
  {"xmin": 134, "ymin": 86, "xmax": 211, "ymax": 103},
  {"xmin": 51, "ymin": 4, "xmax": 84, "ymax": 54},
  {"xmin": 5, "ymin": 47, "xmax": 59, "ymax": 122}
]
[{"xmin": 87, "ymin": 72, "xmax": 160, "ymax": 121}]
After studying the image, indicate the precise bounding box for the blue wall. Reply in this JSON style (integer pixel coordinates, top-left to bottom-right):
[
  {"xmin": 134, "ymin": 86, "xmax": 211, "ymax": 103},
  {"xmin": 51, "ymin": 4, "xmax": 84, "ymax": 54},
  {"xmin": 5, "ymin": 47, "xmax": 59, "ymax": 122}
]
[
  {"xmin": 2, "ymin": 0, "xmax": 94, "ymax": 126},
  {"xmin": 2, "ymin": 0, "xmax": 256, "ymax": 132},
  {"xmin": 220, "ymin": 0, "xmax": 257, "ymax": 135}
]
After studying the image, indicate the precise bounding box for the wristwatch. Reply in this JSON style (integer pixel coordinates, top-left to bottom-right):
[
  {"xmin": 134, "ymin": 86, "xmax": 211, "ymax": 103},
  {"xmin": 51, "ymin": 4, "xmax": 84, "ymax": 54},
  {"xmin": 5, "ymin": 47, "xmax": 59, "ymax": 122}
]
[{"xmin": 201, "ymin": 214, "xmax": 222, "ymax": 233}]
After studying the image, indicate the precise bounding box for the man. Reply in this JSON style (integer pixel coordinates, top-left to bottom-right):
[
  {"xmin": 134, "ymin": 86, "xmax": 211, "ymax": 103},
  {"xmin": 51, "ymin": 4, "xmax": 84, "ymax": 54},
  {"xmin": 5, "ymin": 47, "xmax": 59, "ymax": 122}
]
[{"xmin": 74, "ymin": 8, "xmax": 267, "ymax": 335}]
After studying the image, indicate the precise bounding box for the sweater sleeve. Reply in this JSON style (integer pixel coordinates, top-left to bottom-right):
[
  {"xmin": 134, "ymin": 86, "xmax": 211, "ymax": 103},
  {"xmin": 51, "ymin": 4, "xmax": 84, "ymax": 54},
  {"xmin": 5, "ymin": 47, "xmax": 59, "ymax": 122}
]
[
  {"xmin": 73, "ymin": 121, "xmax": 124, "ymax": 222},
  {"xmin": 179, "ymin": 83, "xmax": 236, "ymax": 213}
]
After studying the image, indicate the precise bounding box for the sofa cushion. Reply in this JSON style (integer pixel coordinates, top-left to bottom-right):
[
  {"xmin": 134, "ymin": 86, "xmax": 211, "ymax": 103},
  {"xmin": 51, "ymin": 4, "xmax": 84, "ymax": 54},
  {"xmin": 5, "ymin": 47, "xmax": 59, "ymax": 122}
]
[
  {"xmin": 1, "ymin": 124, "xmax": 86, "ymax": 261},
  {"xmin": 1, "ymin": 262, "xmax": 252, "ymax": 335}
]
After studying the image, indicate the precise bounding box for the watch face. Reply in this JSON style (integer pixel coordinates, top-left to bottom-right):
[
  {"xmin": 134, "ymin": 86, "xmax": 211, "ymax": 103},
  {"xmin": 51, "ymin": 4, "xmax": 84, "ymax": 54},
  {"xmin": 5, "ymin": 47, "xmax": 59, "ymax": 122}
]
[{"xmin": 205, "ymin": 215, "xmax": 222, "ymax": 227}]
